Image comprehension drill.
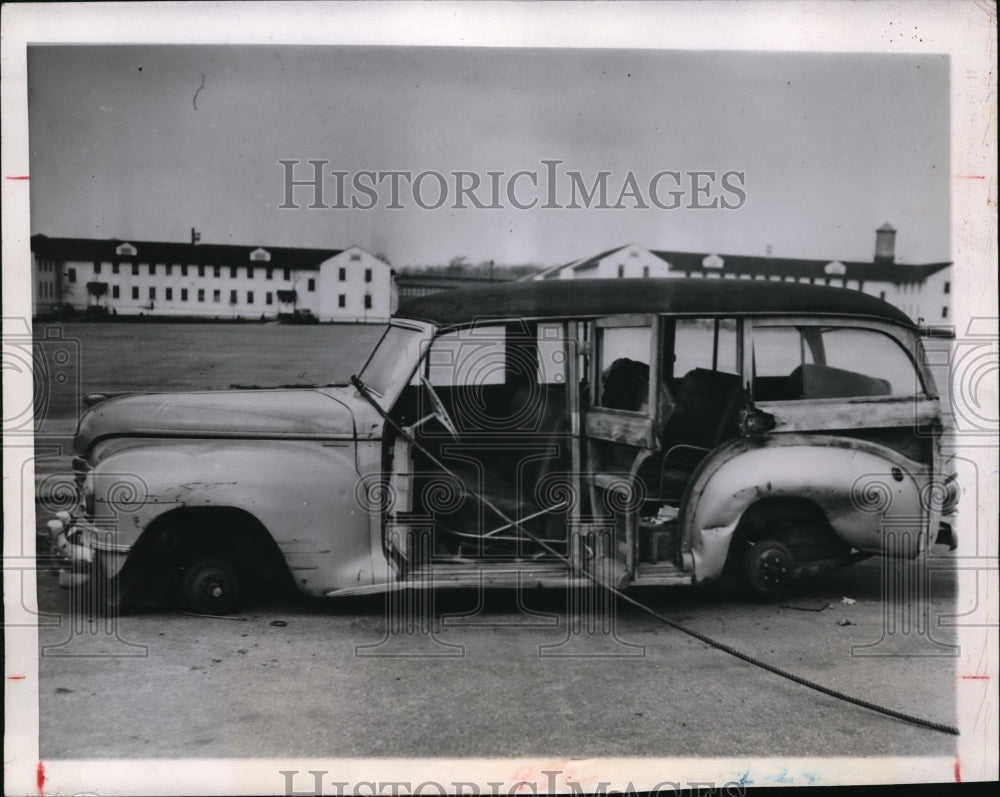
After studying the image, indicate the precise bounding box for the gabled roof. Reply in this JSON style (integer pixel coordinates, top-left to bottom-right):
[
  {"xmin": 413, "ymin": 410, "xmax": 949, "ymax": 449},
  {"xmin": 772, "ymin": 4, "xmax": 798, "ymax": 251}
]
[
  {"xmin": 527, "ymin": 244, "xmax": 633, "ymax": 281},
  {"xmin": 30, "ymin": 235, "xmax": 342, "ymax": 270},
  {"xmin": 396, "ymin": 277, "xmax": 916, "ymax": 327},
  {"xmin": 651, "ymin": 249, "xmax": 950, "ymax": 283},
  {"xmin": 569, "ymin": 244, "xmax": 634, "ymax": 272}
]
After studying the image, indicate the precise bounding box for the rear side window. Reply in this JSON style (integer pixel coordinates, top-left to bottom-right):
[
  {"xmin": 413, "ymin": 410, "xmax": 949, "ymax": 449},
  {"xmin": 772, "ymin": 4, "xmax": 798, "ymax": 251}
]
[{"xmin": 753, "ymin": 325, "xmax": 923, "ymax": 400}]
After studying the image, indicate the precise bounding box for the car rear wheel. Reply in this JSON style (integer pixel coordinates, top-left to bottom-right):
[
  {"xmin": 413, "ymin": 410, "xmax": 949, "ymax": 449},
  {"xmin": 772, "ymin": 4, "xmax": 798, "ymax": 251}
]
[
  {"xmin": 743, "ymin": 540, "xmax": 795, "ymax": 597},
  {"xmin": 178, "ymin": 558, "xmax": 241, "ymax": 614}
]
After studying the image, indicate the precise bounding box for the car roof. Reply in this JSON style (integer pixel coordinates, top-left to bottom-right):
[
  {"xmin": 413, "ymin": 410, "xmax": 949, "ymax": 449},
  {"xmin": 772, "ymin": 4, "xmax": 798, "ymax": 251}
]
[{"xmin": 395, "ymin": 278, "xmax": 916, "ymax": 327}]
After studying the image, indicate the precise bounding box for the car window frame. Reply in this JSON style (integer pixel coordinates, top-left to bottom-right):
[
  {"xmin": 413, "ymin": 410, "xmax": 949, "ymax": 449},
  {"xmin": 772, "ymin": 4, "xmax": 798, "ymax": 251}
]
[{"xmin": 747, "ymin": 316, "xmax": 932, "ymax": 403}]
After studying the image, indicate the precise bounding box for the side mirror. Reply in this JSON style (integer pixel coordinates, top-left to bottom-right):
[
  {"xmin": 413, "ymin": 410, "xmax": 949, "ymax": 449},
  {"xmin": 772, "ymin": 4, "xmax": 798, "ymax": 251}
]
[{"xmin": 740, "ymin": 407, "xmax": 776, "ymax": 436}]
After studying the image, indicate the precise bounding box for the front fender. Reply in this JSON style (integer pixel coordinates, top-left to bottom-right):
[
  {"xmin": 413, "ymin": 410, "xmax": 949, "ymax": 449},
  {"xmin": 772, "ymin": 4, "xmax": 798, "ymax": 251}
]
[
  {"xmin": 682, "ymin": 435, "xmax": 931, "ymax": 583},
  {"xmin": 88, "ymin": 439, "xmax": 380, "ymax": 595}
]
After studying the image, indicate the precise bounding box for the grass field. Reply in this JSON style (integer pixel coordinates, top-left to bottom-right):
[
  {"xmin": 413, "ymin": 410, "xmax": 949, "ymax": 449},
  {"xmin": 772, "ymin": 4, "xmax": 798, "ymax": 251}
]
[{"xmin": 31, "ymin": 321, "xmax": 386, "ymax": 425}]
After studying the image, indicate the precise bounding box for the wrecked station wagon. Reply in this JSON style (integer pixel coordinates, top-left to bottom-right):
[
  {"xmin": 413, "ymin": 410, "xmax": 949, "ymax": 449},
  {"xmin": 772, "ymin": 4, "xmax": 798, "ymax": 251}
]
[{"xmin": 47, "ymin": 278, "xmax": 958, "ymax": 612}]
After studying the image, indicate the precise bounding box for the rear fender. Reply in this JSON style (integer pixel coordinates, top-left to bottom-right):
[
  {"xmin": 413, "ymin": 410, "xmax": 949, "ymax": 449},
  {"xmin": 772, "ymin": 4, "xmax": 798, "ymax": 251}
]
[{"xmin": 682, "ymin": 434, "xmax": 931, "ymax": 583}]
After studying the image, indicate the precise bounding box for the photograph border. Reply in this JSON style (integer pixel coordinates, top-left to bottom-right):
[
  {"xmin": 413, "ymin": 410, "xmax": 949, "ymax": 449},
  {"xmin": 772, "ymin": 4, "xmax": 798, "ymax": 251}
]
[{"xmin": 3, "ymin": 2, "xmax": 997, "ymax": 793}]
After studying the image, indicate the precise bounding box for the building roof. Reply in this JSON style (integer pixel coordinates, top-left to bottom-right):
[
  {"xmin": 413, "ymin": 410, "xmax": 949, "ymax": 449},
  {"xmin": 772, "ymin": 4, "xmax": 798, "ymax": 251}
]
[
  {"xmin": 528, "ymin": 244, "xmax": 631, "ymax": 281},
  {"xmin": 396, "ymin": 277, "xmax": 916, "ymax": 327},
  {"xmin": 650, "ymin": 249, "xmax": 951, "ymax": 284},
  {"xmin": 30, "ymin": 235, "xmax": 342, "ymax": 270},
  {"xmin": 531, "ymin": 242, "xmax": 950, "ymax": 285}
]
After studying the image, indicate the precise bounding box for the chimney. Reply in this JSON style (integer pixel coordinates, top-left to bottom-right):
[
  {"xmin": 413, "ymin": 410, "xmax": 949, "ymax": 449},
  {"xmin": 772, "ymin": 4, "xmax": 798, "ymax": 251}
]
[
  {"xmin": 191, "ymin": 227, "xmax": 201, "ymax": 245},
  {"xmin": 874, "ymin": 223, "xmax": 896, "ymax": 263}
]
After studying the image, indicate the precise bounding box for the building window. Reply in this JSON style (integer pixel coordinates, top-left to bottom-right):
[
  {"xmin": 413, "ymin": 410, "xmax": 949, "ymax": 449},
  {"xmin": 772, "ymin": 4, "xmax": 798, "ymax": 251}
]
[
  {"xmin": 132, "ymin": 286, "xmax": 139, "ymax": 300},
  {"xmin": 283, "ymin": 268, "xmax": 290, "ymax": 281},
  {"xmin": 617, "ymin": 264, "xmax": 624, "ymax": 278},
  {"xmin": 247, "ymin": 291, "xmax": 254, "ymax": 304},
  {"xmin": 247, "ymin": 267, "xmax": 254, "ymax": 280},
  {"xmin": 944, "ymin": 281, "xmax": 950, "ymax": 294},
  {"xmin": 112, "ymin": 262, "xmax": 120, "ymax": 274},
  {"xmin": 338, "ymin": 294, "xmax": 346, "ymax": 308},
  {"xmin": 266, "ymin": 292, "xmax": 273, "ymax": 305},
  {"xmin": 132, "ymin": 263, "xmax": 140, "ymax": 275},
  {"xmin": 338, "ymin": 267, "xmax": 346, "ymax": 281},
  {"xmin": 149, "ymin": 287, "xmax": 156, "ymax": 300},
  {"xmin": 166, "ymin": 288, "xmax": 173, "ymax": 301},
  {"xmin": 350, "ymin": 253, "xmax": 361, "ymax": 262},
  {"xmin": 364, "ymin": 268, "xmax": 372, "ymax": 283},
  {"xmin": 112, "ymin": 285, "xmax": 120, "ymax": 299},
  {"xmin": 165, "ymin": 264, "xmax": 173, "ymax": 276},
  {"xmin": 642, "ymin": 265, "xmax": 650, "ymax": 278},
  {"xmin": 230, "ymin": 290, "xmax": 237, "ymax": 304},
  {"xmin": 68, "ymin": 268, "xmax": 77, "ymax": 283},
  {"xmin": 942, "ymin": 306, "xmax": 948, "ymax": 319},
  {"xmin": 94, "ymin": 262, "xmax": 102, "ymax": 275},
  {"xmin": 230, "ymin": 266, "xmax": 238, "ymax": 279},
  {"xmin": 266, "ymin": 268, "xmax": 273, "ymax": 280},
  {"xmin": 198, "ymin": 289, "xmax": 205, "ymax": 302},
  {"xmin": 364, "ymin": 294, "xmax": 372, "ymax": 310},
  {"xmin": 181, "ymin": 288, "xmax": 188, "ymax": 302},
  {"xmin": 214, "ymin": 266, "xmax": 221, "ymax": 278},
  {"xmin": 149, "ymin": 263, "xmax": 156, "ymax": 276},
  {"xmin": 308, "ymin": 278, "xmax": 316, "ymax": 292},
  {"xmin": 181, "ymin": 264, "xmax": 188, "ymax": 276},
  {"xmin": 213, "ymin": 289, "xmax": 221, "ymax": 303}
]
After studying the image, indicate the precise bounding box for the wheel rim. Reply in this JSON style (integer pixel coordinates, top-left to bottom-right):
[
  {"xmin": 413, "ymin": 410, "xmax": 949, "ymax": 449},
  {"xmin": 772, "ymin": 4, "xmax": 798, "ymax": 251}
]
[
  {"xmin": 745, "ymin": 542, "xmax": 794, "ymax": 594},
  {"xmin": 183, "ymin": 561, "xmax": 238, "ymax": 613}
]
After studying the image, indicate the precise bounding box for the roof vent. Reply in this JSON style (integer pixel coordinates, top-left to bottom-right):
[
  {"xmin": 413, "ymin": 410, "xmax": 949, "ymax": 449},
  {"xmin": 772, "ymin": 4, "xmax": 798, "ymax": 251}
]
[
  {"xmin": 250, "ymin": 247, "xmax": 271, "ymax": 262},
  {"xmin": 824, "ymin": 261, "xmax": 847, "ymax": 275},
  {"xmin": 115, "ymin": 242, "xmax": 137, "ymax": 257},
  {"xmin": 702, "ymin": 254, "xmax": 724, "ymax": 269}
]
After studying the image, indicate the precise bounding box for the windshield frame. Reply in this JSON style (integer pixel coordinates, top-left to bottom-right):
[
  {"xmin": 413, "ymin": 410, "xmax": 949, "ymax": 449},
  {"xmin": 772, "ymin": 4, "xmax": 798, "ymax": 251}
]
[{"xmin": 357, "ymin": 320, "xmax": 433, "ymax": 407}]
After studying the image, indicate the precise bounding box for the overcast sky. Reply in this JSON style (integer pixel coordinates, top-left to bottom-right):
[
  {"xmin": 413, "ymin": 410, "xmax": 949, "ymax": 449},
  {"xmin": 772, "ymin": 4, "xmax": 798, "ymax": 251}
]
[{"xmin": 27, "ymin": 45, "xmax": 949, "ymax": 268}]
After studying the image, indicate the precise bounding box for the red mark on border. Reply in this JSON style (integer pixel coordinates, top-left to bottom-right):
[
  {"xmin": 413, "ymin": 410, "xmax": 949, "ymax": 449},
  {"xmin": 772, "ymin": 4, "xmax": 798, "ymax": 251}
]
[
  {"xmin": 37, "ymin": 761, "xmax": 46, "ymax": 795},
  {"xmin": 7, "ymin": 674, "xmax": 26, "ymax": 680},
  {"xmin": 954, "ymin": 755, "xmax": 961, "ymax": 782},
  {"xmin": 960, "ymin": 674, "xmax": 990, "ymax": 679},
  {"xmin": 5, "ymin": 175, "xmax": 29, "ymax": 180},
  {"xmin": 956, "ymin": 174, "xmax": 985, "ymax": 180}
]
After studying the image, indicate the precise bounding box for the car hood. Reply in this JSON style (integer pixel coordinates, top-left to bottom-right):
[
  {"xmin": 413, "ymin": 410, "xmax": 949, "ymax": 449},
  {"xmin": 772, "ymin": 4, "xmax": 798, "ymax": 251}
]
[{"xmin": 75, "ymin": 388, "xmax": 361, "ymax": 452}]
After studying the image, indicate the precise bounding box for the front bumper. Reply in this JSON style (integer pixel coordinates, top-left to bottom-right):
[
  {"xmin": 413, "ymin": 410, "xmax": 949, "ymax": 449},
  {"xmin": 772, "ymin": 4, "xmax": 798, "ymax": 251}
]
[{"xmin": 46, "ymin": 511, "xmax": 130, "ymax": 588}]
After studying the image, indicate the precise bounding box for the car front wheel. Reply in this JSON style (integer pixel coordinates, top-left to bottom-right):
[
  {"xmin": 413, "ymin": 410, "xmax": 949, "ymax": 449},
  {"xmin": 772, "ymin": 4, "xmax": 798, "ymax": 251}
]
[{"xmin": 178, "ymin": 558, "xmax": 241, "ymax": 614}]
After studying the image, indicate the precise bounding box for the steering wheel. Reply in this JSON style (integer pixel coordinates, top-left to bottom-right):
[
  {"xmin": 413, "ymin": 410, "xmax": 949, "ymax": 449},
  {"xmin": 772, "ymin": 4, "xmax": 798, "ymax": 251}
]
[{"xmin": 419, "ymin": 374, "xmax": 461, "ymax": 441}]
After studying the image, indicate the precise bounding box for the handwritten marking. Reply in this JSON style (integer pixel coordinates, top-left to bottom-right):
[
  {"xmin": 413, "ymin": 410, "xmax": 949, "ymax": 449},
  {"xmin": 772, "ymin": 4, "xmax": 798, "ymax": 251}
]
[
  {"xmin": 960, "ymin": 674, "xmax": 990, "ymax": 679},
  {"xmin": 7, "ymin": 674, "xmax": 26, "ymax": 680},
  {"xmin": 955, "ymin": 174, "xmax": 986, "ymax": 180},
  {"xmin": 37, "ymin": 761, "xmax": 46, "ymax": 795},
  {"xmin": 954, "ymin": 755, "xmax": 961, "ymax": 782},
  {"xmin": 5, "ymin": 175, "xmax": 29, "ymax": 180}
]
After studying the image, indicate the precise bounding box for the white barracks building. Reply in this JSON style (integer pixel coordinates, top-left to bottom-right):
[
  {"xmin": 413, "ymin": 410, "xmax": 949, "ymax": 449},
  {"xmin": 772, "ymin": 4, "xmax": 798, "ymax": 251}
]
[
  {"xmin": 531, "ymin": 225, "xmax": 952, "ymax": 327},
  {"xmin": 31, "ymin": 235, "xmax": 396, "ymax": 323}
]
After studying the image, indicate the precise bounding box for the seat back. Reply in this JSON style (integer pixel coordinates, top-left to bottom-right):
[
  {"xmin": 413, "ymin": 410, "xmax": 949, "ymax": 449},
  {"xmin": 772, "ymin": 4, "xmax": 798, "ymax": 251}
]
[
  {"xmin": 663, "ymin": 368, "xmax": 745, "ymax": 449},
  {"xmin": 787, "ymin": 364, "xmax": 892, "ymax": 399}
]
